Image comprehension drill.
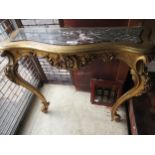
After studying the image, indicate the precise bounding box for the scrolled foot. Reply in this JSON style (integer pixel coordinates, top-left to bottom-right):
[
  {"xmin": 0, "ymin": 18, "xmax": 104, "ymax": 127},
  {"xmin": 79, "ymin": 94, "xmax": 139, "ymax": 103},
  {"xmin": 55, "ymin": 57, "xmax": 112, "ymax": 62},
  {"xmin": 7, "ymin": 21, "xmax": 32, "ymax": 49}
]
[
  {"xmin": 114, "ymin": 113, "xmax": 121, "ymax": 122},
  {"xmin": 41, "ymin": 102, "xmax": 49, "ymax": 113},
  {"xmin": 111, "ymin": 112, "xmax": 121, "ymax": 122}
]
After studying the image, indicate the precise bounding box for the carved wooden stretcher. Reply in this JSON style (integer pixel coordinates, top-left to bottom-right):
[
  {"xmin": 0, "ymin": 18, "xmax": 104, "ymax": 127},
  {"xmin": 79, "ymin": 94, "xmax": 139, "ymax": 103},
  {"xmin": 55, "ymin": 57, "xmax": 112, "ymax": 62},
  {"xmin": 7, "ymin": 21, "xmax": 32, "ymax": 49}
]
[{"xmin": 0, "ymin": 27, "xmax": 154, "ymax": 121}]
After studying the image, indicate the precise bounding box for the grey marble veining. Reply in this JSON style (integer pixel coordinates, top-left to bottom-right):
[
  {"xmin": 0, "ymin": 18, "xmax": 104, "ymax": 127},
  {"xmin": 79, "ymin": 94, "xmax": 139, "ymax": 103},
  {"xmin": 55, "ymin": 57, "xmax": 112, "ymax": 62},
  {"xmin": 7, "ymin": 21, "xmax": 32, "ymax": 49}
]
[{"xmin": 11, "ymin": 27, "xmax": 143, "ymax": 45}]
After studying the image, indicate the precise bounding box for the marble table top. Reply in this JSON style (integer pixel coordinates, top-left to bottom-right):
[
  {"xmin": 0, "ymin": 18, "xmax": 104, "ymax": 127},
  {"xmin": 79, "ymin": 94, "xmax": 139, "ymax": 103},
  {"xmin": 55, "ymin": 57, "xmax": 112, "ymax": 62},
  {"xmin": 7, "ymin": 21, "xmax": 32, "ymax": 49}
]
[{"xmin": 10, "ymin": 27, "xmax": 143, "ymax": 45}]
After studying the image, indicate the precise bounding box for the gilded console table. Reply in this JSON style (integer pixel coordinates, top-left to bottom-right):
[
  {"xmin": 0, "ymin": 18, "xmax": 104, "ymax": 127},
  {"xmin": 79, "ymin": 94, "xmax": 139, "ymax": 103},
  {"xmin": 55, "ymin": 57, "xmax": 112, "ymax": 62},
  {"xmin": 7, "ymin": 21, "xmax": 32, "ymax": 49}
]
[{"xmin": 0, "ymin": 27, "xmax": 154, "ymax": 121}]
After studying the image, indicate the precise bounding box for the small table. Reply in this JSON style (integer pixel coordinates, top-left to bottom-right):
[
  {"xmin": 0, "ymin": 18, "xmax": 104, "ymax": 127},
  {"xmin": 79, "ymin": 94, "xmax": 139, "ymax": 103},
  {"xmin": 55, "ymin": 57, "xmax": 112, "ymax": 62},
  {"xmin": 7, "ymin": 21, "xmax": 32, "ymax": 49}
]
[{"xmin": 0, "ymin": 27, "xmax": 154, "ymax": 121}]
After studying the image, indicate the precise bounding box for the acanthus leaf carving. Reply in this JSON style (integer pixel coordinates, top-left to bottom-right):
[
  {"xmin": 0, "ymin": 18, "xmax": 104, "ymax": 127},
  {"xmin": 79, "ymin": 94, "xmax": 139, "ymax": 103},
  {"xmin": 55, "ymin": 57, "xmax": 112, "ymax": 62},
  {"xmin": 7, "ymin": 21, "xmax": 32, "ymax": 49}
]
[
  {"xmin": 45, "ymin": 54, "xmax": 98, "ymax": 70},
  {"xmin": 44, "ymin": 51, "xmax": 116, "ymax": 70},
  {"xmin": 101, "ymin": 51, "xmax": 115, "ymax": 62}
]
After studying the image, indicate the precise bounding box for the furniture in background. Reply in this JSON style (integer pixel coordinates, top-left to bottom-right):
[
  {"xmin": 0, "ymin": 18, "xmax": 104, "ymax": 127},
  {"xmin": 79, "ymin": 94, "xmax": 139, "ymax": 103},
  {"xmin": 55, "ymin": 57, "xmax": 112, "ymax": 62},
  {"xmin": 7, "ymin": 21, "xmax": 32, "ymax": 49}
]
[
  {"xmin": 90, "ymin": 79, "xmax": 122, "ymax": 107},
  {"xmin": 128, "ymin": 72, "xmax": 155, "ymax": 134},
  {"xmin": 128, "ymin": 95, "xmax": 154, "ymax": 134},
  {"xmin": 71, "ymin": 59, "xmax": 129, "ymax": 91},
  {"xmin": 59, "ymin": 19, "xmax": 143, "ymax": 27}
]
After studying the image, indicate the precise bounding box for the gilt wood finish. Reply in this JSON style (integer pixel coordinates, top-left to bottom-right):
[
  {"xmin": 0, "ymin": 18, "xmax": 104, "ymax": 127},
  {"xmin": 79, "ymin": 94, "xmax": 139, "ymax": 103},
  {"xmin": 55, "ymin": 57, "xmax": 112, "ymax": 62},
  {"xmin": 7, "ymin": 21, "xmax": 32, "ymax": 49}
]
[{"xmin": 0, "ymin": 39, "xmax": 153, "ymax": 121}]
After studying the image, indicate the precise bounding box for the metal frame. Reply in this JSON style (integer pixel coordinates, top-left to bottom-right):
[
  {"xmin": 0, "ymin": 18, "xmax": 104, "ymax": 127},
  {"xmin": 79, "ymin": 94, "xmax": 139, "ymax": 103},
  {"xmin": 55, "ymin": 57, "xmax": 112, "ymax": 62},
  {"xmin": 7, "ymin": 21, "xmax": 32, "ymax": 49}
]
[
  {"xmin": 0, "ymin": 55, "xmax": 40, "ymax": 134},
  {"xmin": 0, "ymin": 20, "xmax": 43, "ymax": 134},
  {"xmin": 21, "ymin": 19, "xmax": 59, "ymax": 27}
]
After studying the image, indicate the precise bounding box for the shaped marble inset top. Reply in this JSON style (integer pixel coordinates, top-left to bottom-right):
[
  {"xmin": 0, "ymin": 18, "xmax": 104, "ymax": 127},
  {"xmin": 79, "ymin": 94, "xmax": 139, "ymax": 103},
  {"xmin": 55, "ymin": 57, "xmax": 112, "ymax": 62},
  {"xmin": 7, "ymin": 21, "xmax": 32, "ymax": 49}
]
[{"xmin": 10, "ymin": 27, "xmax": 143, "ymax": 45}]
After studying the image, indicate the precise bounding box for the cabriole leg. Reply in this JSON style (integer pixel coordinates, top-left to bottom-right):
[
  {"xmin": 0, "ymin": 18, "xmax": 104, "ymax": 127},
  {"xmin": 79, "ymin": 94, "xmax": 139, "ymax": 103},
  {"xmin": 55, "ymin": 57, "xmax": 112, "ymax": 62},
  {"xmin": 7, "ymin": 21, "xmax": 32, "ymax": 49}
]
[
  {"xmin": 2, "ymin": 51, "xmax": 49, "ymax": 113},
  {"xmin": 111, "ymin": 58, "xmax": 150, "ymax": 121}
]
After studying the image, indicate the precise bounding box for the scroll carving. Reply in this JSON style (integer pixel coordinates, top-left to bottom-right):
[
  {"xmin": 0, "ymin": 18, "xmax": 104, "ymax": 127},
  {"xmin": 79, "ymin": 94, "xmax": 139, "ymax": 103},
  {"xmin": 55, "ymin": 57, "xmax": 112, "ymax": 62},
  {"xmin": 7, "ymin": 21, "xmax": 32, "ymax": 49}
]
[
  {"xmin": 101, "ymin": 51, "xmax": 115, "ymax": 62},
  {"xmin": 45, "ymin": 51, "xmax": 115, "ymax": 70}
]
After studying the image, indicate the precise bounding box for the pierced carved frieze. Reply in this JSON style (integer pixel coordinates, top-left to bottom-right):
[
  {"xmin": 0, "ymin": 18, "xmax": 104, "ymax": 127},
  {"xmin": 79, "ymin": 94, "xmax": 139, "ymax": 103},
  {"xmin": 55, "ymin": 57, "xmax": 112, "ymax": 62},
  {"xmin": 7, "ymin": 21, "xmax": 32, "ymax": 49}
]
[
  {"xmin": 100, "ymin": 52, "xmax": 115, "ymax": 62},
  {"xmin": 42, "ymin": 52, "xmax": 116, "ymax": 70},
  {"xmin": 43, "ymin": 54, "xmax": 98, "ymax": 70},
  {"xmin": 76, "ymin": 54, "xmax": 98, "ymax": 68}
]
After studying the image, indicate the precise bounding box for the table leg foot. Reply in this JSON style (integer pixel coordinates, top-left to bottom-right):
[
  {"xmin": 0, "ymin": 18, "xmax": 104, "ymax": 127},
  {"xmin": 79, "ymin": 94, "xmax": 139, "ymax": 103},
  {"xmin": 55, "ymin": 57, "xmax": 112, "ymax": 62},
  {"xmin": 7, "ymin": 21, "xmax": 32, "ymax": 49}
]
[
  {"xmin": 41, "ymin": 102, "xmax": 49, "ymax": 113},
  {"xmin": 112, "ymin": 112, "xmax": 121, "ymax": 122}
]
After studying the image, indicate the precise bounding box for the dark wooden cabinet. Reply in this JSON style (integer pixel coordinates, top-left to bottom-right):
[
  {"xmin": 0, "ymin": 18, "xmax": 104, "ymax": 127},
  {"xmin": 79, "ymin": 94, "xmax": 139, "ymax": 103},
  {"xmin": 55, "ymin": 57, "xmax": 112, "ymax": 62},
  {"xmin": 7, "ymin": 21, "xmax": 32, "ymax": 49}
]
[
  {"xmin": 71, "ymin": 59, "xmax": 129, "ymax": 91},
  {"xmin": 128, "ymin": 95, "xmax": 155, "ymax": 135},
  {"xmin": 90, "ymin": 78, "xmax": 123, "ymax": 107},
  {"xmin": 128, "ymin": 72, "xmax": 155, "ymax": 135},
  {"xmin": 59, "ymin": 19, "xmax": 143, "ymax": 27}
]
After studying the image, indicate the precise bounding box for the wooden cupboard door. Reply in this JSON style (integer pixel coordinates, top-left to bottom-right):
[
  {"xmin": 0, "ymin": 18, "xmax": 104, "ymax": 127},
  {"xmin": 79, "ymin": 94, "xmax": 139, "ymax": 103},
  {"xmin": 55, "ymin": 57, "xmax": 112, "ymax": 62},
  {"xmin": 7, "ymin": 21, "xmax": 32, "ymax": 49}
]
[
  {"xmin": 59, "ymin": 19, "xmax": 143, "ymax": 27},
  {"xmin": 71, "ymin": 59, "xmax": 129, "ymax": 91}
]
